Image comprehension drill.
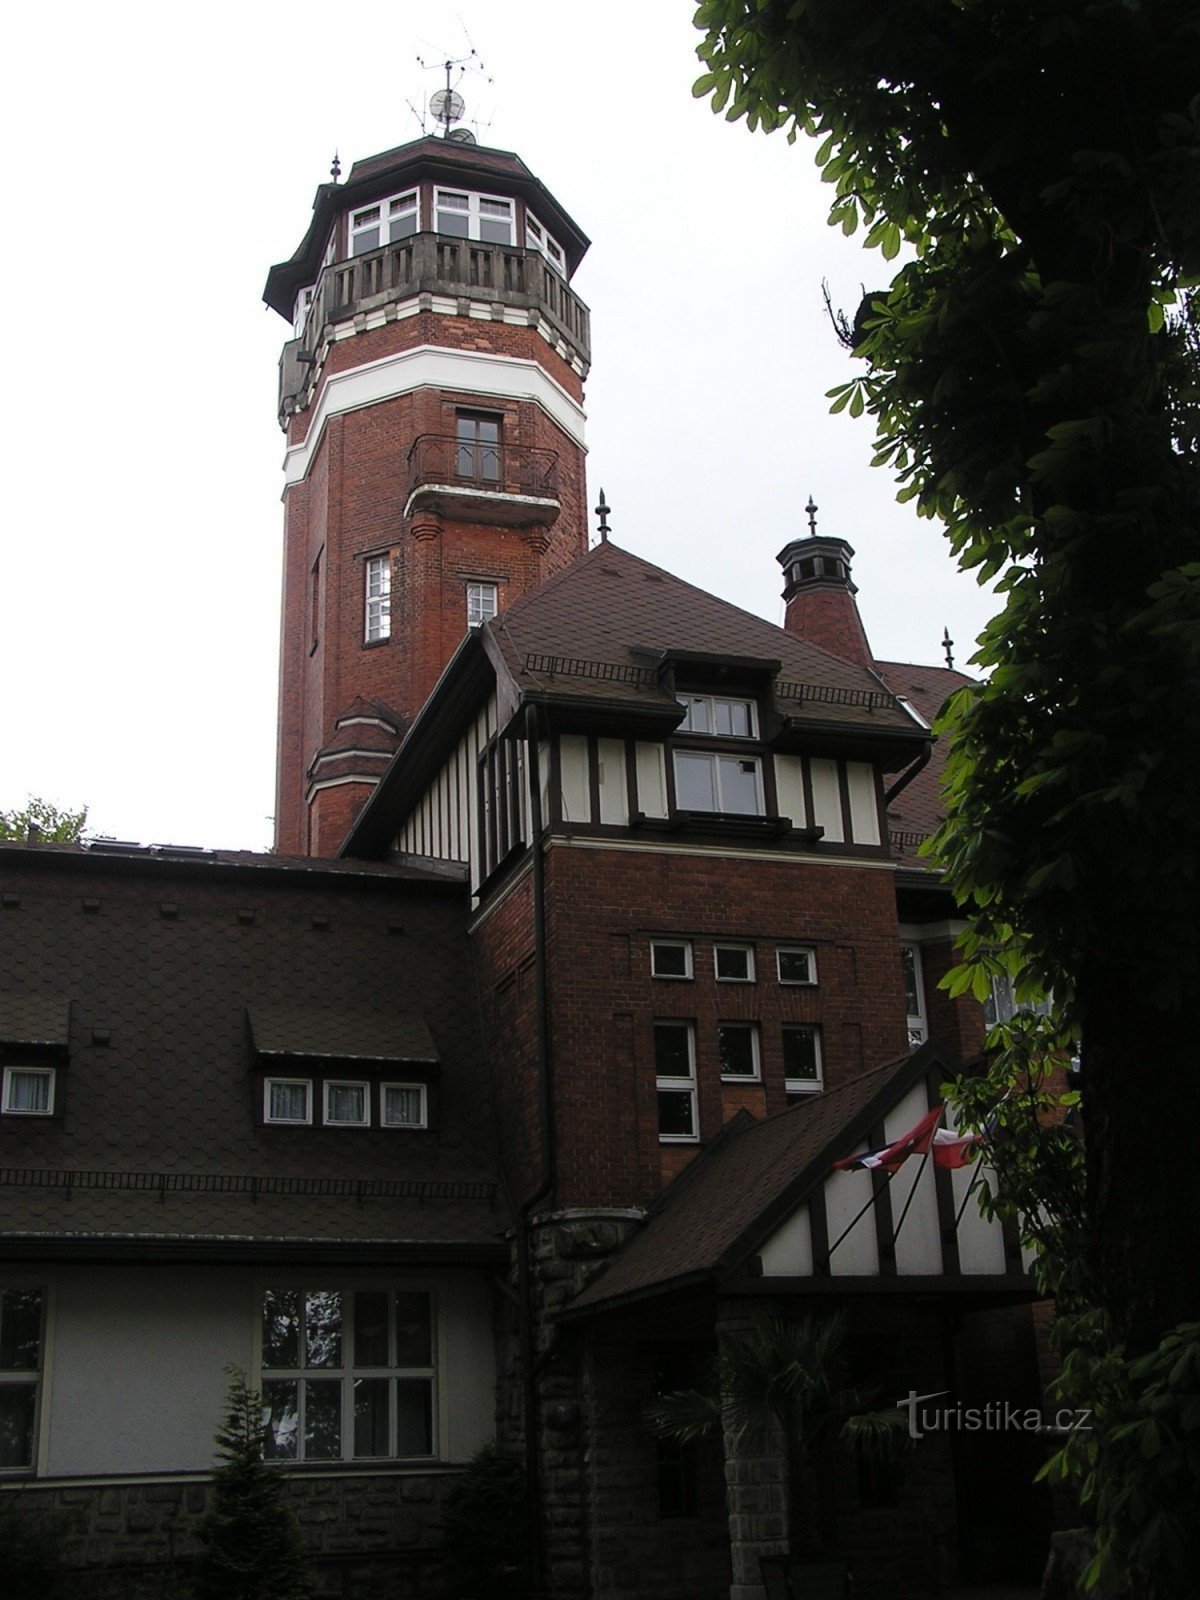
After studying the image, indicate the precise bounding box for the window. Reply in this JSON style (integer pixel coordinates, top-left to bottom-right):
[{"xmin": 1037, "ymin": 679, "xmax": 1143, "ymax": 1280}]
[
  {"xmin": 651, "ymin": 940, "xmax": 692, "ymax": 980},
  {"xmin": 382, "ymin": 1084, "xmax": 427, "ymax": 1130},
  {"xmin": 655, "ymin": 1022, "xmax": 697, "ymax": 1142},
  {"xmin": 525, "ymin": 213, "xmax": 566, "ymax": 274},
  {"xmin": 324, "ymin": 1081, "xmax": 369, "ymax": 1127},
  {"xmin": 900, "ymin": 943, "xmax": 927, "ymax": 1046},
  {"xmin": 0, "ymin": 1287, "xmax": 43, "ymax": 1471},
  {"xmin": 261, "ymin": 1287, "xmax": 434, "ymax": 1462},
  {"xmin": 674, "ymin": 752, "xmax": 764, "ymax": 815},
  {"xmin": 350, "ymin": 190, "xmax": 418, "ymax": 255},
  {"xmin": 782, "ymin": 1025, "xmax": 823, "ymax": 1099},
  {"xmin": 477, "ymin": 736, "xmax": 525, "ymax": 881},
  {"xmin": 982, "ymin": 974, "xmax": 1054, "ymax": 1029},
  {"xmin": 467, "ymin": 581, "xmax": 498, "ymax": 629},
  {"xmin": 718, "ymin": 1024, "xmax": 761, "ymax": 1081},
  {"xmin": 435, "ymin": 189, "xmax": 514, "ymax": 244},
  {"xmin": 777, "ymin": 948, "xmax": 818, "ymax": 986},
  {"xmin": 264, "ymin": 1079, "xmax": 312, "ymax": 1125},
  {"xmin": 1, "ymin": 1067, "xmax": 55, "ymax": 1116},
  {"xmin": 292, "ymin": 285, "xmax": 314, "ymax": 340},
  {"xmin": 678, "ymin": 695, "xmax": 756, "ymax": 737},
  {"xmin": 714, "ymin": 944, "xmax": 754, "ymax": 983},
  {"xmin": 310, "ymin": 548, "xmax": 322, "ymax": 652},
  {"xmin": 455, "ymin": 413, "xmax": 501, "ymax": 483},
  {"xmin": 364, "ymin": 554, "xmax": 391, "ymax": 643}
]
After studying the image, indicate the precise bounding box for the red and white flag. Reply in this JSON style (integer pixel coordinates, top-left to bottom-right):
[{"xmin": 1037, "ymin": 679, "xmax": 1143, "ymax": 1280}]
[
  {"xmin": 932, "ymin": 1127, "xmax": 984, "ymax": 1169},
  {"xmin": 833, "ymin": 1106, "xmax": 943, "ymax": 1174}
]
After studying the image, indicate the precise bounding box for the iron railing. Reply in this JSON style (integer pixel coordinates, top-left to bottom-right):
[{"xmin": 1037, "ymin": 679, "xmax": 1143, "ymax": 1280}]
[{"xmin": 406, "ymin": 433, "xmax": 559, "ymax": 502}]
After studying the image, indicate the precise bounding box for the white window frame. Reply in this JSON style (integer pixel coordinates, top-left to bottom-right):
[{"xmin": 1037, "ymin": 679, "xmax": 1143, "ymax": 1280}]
[
  {"xmin": 263, "ymin": 1078, "xmax": 312, "ymax": 1126},
  {"xmin": 782, "ymin": 1025, "xmax": 824, "ymax": 1097},
  {"xmin": 323, "ymin": 1080, "xmax": 371, "ymax": 1128},
  {"xmin": 466, "ymin": 581, "xmax": 498, "ymax": 629},
  {"xmin": 673, "ymin": 751, "xmax": 765, "ymax": 816},
  {"xmin": 655, "ymin": 1021, "xmax": 698, "ymax": 1143},
  {"xmin": 364, "ymin": 553, "xmax": 392, "ymax": 643},
  {"xmin": 677, "ymin": 695, "xmax": 758, "ymax": 738},
  {"xmin": 900, "ymin": 941, "xmax": 928, "ymax": 1045},
  {"xmin": 1, "ymin": 1066, "xmax": 55, "ymax": 1117},
  {"xmin": 718, "ymin": 1023, "xmax": 762, "ymax": 1082},
  {"xmin": 714, "ymin": 944, "xmax": 755, "ymax": 983},
  {"xmin": 292, "ymin": 285, "xmax": 314, "ymax": 340},
  {"xmin": 259, "ymin": 1284, "xmax": 437, "ymax": 1464},
  {"xmin": 350, "ymin": 190, "xmax": 419, "ymax": 256},
  {"xmin": 777, "ymin": 947, "xmax": 818, "ymax": 987},
  {"xmin": 434, "ymin": 188, "xmax": 515, "ymax": 245},
  {"xmin": 525, "ymin": 212, "xmax": 566, "ymax": 274},
  {"xmin": 0, "ymin": 1285, "xmax": 46, "ymax": 1473},
  {"xmin": 381, "ymin": 1083, "xmax": 428, "ymax": 1130},
  {"xmin": 650, "ymin": 939, "xmax": 693, "ymax": 980}
]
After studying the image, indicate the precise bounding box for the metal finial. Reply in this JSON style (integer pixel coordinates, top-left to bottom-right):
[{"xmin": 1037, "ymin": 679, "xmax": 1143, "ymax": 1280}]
[
  {"xmin": 330, "ymin": 151, "xmax": 342, "ymax": 183},
  {"xmin": 805, "ymin": 495, "xmax": 819, "ymax": 537},
  {"xmin": 942, "ymin": 626, "xmax": 955, "ymax": 670},
  {"xmin": 594, "ymin": 488, "xmax": 611, "ymax": 544}
]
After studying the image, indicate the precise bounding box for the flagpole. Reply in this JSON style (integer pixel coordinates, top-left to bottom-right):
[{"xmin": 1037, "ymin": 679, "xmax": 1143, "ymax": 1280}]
[
  {"xmin": 826, "ymin": 1170, "xmax": 898, "ymax": 1258},
  {"xmin": 890, "ymin": 1149, "xmax": 931, "ymax": 1246}
]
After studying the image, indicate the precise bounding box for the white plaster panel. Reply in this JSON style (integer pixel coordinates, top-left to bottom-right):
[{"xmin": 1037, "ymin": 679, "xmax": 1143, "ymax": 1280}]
[
  {"xmin": 634, "ymin": 743, "xmax": 668, "ymax": 819},
  {"xmin": 774, "ymin": 755, "xmax": 808, "ymax": 828},
  {"xmin": 809, "ymin": 758, "xmax": 845, "ymax": 843},
  {"xmin": 846, "ymin": 762, "xmax": 881, "ymax": 845},
  {"xmin": 559, "ymin": 735, "xmax": 592, "ymax": 824},
  {"xmin": 597, "ymin": 739, "xmax": 628, "ymax": 826},
  {"xmin": 954, "ymin": 1161, "xmax": 1010, "ymax": 1275},
  {"xmin": 284, "ymin": 346, "xmax": 587, "ymax": 486},
  {"xmin": 885, "ymin": 1084, "xmax": 943, "ymax": 1275},
  {"xmin": 758, "ymin": 1205, "xmax": 815, "ymax": 1277},
  {"xmin": 823, "ymin": 1167, "xmax": 879, "ymax": 1275}
]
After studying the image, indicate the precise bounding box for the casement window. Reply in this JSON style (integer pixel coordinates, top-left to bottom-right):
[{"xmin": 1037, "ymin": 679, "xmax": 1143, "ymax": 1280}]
[
  {"xmin": 900, "ymin": 943, "xmax": 927, "ymax": 1046},
  {"xmin": 655, "ymin": 1022, "xmax": 698, "ymax": 1142},
  {"xmin": 364, "ymin": 554, "xmax": 392, "ymax": 643},
  {"xmin": 435, "ymin": 189, "xmax": 514, "ymax": 245},
  {"xmin": 324, "ymin": 1081, "xmax": 370, "ymax": 1127},
  {"xmin": 0, "ymin": 1287, "xmax": 44, "ymax": 1471},
  {"xmin": 466, "ymin": 581, "xmax": 498, "ymax": 629},
  {"xmin": 350, "ymin": 190, "xmax": 418, "ymax": 255},
  {"xmin": 525, "ymin": 213, "xmax": 565, "ymax": 274},
  {"xmin": 714, "ymin": 944, "xmax": 755, "ymax": 983},
  {"xmin": 1, "ymin": 1066, "xmax": 55, "ymax": 1116},
  {"xmin": 650, "ymin": 940, "xmax": 693, "ymax": 980},
  {"xmin": 264, "ymin": 1078, "xmax": 312, "ymax": 1125},
  {"xmin": 382, "ymin": 1084, "xmax": 427, "ymax": 1130},
  {"xmin": 782, "ymin": 1025, "xmax": 823, "ymax": 1099},
  {"xmin": 718, "ymin": 1023, "xmax": 761, "ymax": 1081},
  {"xmin": 477, "ymin": 736, "xmax": 525, "ymax": 881},
  {"xmin": 292, "ymin": 285, "xmax": 314, "ymax": 340},
  {"xmin": 455, "ymin": 413, "xmax": 501, "ymax": 484},
  {"xmin": 261, "ymin": 1287, "xmax": 435, "ymax": 1462},
  {"xmin": 673, "ymin": 751, "xmax": 765, "ymax": 815},
  {"xmin": 677, "ymin": 695, "xmax": 757, "ymax": 738},
  {"xmin": 777, "ymin": 948, "xmax": 818, "ymax": 987}
]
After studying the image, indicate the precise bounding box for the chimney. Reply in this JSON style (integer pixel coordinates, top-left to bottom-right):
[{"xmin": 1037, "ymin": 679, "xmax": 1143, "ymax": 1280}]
[{"xmin": 777, "ymin": 533, "xmax": 875, "ymax": 669}]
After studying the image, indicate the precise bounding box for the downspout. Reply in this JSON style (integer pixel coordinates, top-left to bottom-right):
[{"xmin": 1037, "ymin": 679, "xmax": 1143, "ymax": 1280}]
[{"xmin": 517, "ymin": 699, "xmax": 555, "ymax": 1598}]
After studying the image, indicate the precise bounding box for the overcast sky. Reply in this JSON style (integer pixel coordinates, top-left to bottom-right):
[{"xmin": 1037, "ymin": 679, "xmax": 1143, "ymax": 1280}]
[{"xmin": 0, "ymin": 3, "xmax": 997, "ymax": 850}]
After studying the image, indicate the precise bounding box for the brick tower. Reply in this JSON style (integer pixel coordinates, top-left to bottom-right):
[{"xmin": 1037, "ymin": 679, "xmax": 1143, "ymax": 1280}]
[{"xmin": 264, "ymin": 132, "xmax": 592, "ymax": 856}]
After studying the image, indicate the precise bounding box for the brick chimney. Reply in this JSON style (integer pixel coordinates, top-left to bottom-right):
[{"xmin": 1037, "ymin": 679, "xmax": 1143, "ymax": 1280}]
[{"xmin": 777, "ymin": 533, "xmax": 875, "ymax": 669}]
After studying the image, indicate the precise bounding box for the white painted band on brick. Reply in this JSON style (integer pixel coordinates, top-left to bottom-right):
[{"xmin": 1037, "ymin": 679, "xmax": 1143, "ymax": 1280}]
[
  {"xmin": 305, "ymin": 773, "xmax": 385, "ymax": 801},
  {"xmin": 283, "ymin": 345, "xmax": 587, "ymax": 486},
  {"xmin": 544, "ymin": 835, "xmax": 899, "ymax": 872}
]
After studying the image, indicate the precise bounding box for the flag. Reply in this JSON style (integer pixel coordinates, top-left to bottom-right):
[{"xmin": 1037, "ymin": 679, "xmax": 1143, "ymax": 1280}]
[
  {"xmin": 932, "ymin": 1127, "xmax": 983, "ymax": 1169},
  {"xmin": 833, "ymin": 1106, "xmax": 943, "ymax": 1174}
]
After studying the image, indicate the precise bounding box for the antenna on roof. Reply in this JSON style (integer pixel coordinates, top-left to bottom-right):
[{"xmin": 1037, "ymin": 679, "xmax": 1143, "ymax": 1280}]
[
  {"xmin": 330, "ymin": 151, "xmax": 341, "ymax": 183},
  {"xmin": 594, "ymin": 489, "xmax": 612, "ymax": 544},
  {"xmin": 416, "ymin": 32, "xmax": 494, "ymax": 142},
  {"xmin": 942, "ymin": 626, "xmax": 955, "ymax": 670},
  {"xmin": 805, "ymin": 494, "xmax": 819, "ymax": 537}
]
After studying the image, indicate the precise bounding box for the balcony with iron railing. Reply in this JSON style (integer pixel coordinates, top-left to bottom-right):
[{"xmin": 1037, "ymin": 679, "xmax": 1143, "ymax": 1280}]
[
  {"xmin": 278, "ymin": 233, "xmax": 591, "ymax": 422},
  {"xmin": 403, "ymin": 434, "xmax": 561, "ymax": 528}
]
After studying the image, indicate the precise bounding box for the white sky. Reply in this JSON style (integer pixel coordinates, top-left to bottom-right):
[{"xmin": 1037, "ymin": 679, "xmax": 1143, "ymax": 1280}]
[{"xmin": 0, "ymin": 2, "xmax": 997, "ymax": 850}]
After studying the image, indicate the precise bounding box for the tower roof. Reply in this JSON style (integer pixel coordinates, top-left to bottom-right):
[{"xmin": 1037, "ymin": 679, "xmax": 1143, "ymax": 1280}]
[{"xmin": 264, "ymin": 134, "xmax": 591, "ymax": 319}]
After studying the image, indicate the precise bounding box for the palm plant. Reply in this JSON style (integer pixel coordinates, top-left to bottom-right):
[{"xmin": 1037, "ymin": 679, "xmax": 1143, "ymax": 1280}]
[{"xmin": 645, "ymin": 1310, "xmax": 906, "ymax": 1555}]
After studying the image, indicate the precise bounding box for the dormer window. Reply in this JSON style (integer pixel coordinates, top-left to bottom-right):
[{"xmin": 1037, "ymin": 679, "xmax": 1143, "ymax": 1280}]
[
  {"xmin": 435, "ymin": 189, "xmax": 514, "ymax": 245},
  {"xmin": 350, "ymin": 191, "xmax": 418, "ymax": 256},
  {"xmin": 1, "ymin": 1066, "xmax": 55, "ymax": 1117},
  {"xmin": 678, "ymin": 696, "xmax": 756, "ymax": 738}
]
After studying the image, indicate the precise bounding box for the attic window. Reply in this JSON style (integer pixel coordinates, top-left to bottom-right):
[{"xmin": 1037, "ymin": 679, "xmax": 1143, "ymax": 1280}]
[
  {"xmin": 1, "ymin": 1067, "xmax": 55, "ymax": 1117},
  {"xmin": 678, "ymin": 696, "xmax": 756, "ymax": 738}
]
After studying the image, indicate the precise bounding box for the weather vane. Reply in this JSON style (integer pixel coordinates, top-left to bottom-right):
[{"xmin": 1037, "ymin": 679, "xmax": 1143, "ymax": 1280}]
[
  {"xmin": 805, "ymin": 494, "xmax": 819, "ymax": 537},
  {"xmin": 594, "ymin": 489, "xmax": 612, "ymax": 544}
]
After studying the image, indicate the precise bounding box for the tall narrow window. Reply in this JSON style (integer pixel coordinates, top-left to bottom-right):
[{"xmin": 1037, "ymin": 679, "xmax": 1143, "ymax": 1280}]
[
  {"xmin": 310, "ymin": 549, "xmax": 322, "ymax": 652},
  {"xmin": 900, "ymin": 944, "xmax": 927, "ymax": 1046},
  {"xmin": 477, "ymin": 736, "xmax": 525, "ymax": 880},
  {"xmin": 364, "ymin": 554, "xmax": 391, "ymax": 643},
  {"xmin": 782, "ymin": 1025, "xmax": 823, "ymax": 1100},
  {"xmin": 466, "ymin": 581, "xmax": 498, "ymax": 629},
  {"xmin": 655, "ymin": 1022, "xmax": 697, "ymax": 1142},
  {"xmin": 455, "ymin": 414, "xmax": 501, "ymax": 483},
  {"xmin": 0, "ymin": 1287, "xmax": 44, "ymax": 1471}
]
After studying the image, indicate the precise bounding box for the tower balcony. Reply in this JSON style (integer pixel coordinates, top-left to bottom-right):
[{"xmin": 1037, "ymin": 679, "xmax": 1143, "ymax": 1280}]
[
  {"xmin": 279, "ymin": 232, "xmax": 591, "ymax": 423},
  {"xmin": 403, "ymin": 434, "xmax": 560, "ymax": 528}
]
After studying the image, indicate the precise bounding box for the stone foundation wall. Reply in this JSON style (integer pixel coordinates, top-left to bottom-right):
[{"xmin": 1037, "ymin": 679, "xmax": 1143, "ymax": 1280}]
[{"xmin": 2, "ymin": 1471, "xmax": 452, "ymax": 1597}]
